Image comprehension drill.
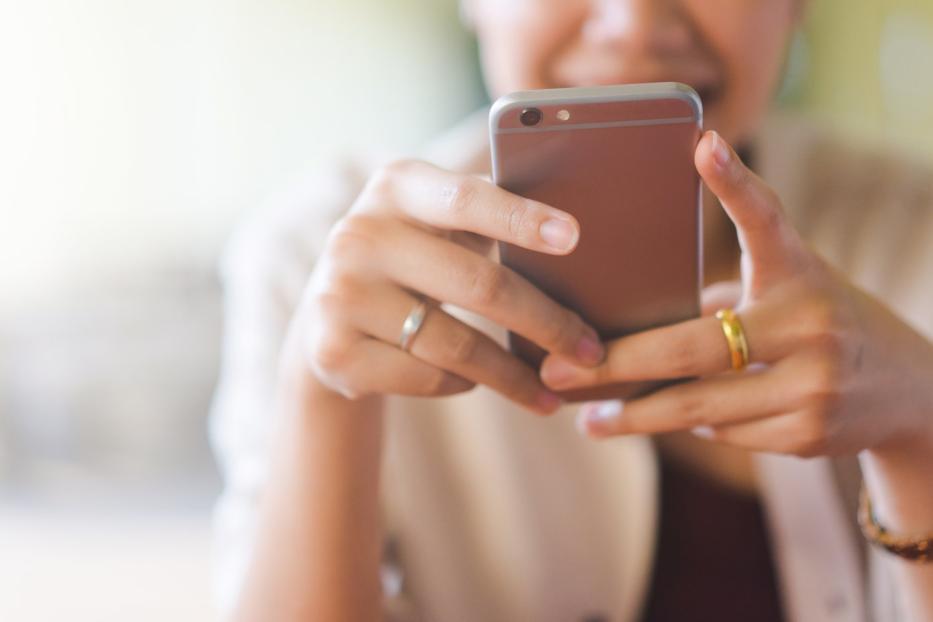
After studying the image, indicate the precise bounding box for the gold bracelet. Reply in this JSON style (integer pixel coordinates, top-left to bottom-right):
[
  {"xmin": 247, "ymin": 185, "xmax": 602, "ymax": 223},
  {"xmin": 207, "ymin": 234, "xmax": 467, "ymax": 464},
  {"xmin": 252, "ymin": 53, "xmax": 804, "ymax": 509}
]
[{"xmin": 857, "ymin": 482, "xmax": 933, "ymax": 563}]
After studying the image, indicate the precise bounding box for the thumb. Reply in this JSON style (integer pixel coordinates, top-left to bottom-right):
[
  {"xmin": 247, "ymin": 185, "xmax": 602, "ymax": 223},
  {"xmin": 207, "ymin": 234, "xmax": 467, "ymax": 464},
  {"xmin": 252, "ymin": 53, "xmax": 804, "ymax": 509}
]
[{"xmin": 695, "ymin": 130, "xmax": 805, "ymax": 285}]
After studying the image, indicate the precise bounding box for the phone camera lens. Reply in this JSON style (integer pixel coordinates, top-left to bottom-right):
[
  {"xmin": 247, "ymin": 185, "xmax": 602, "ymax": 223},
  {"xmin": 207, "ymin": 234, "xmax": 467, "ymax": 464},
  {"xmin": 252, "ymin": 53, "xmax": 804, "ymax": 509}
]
[{"xmin": 520, "ymin": 108, "xmax": 542, "ymax": 127}]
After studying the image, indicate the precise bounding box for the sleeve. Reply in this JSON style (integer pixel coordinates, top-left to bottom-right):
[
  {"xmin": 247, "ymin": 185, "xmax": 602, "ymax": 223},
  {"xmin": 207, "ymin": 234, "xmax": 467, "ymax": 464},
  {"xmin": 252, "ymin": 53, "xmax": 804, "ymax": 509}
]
[
  {"xmin": 207, "ymin": 160, "xmax": 367, "ymax": 615},
  {"xmin": 827, "ymin": 154, "xmax": 933, "ymax": 622},
  {"xmin": 207, "ymin": 116, "xmax": 487, "ymax": 616}
]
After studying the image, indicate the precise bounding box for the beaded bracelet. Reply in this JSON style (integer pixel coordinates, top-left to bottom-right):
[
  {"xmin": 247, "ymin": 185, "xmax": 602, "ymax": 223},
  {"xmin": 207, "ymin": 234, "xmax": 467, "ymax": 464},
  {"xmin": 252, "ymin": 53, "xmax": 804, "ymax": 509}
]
[{"xmin": 858, "ymin": 483, "xmax": 933, "ymax": 563}]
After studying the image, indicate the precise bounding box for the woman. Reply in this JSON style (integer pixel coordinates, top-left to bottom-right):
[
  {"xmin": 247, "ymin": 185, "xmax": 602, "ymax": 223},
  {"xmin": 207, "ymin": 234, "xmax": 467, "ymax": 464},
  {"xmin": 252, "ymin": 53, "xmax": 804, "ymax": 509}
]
[{"xmin": 210, "ymin": 1, "xmax": 933, "ymax": 620}]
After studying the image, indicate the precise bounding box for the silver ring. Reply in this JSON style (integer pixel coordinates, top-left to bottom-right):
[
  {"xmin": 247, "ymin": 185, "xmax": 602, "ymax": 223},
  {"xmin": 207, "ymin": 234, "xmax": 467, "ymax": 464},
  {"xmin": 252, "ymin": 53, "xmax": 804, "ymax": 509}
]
[{"xmin": 399, "ymin": 300, "xmax": 429, "ymax": 352}]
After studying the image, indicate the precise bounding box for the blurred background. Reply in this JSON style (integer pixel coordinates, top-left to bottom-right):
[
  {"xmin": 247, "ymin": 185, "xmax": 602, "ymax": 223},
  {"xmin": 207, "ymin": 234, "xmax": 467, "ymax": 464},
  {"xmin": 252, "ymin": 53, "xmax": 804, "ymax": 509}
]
[{"xmin": 0, "ymin": 0, "xmax": 931, "ymax": 619}]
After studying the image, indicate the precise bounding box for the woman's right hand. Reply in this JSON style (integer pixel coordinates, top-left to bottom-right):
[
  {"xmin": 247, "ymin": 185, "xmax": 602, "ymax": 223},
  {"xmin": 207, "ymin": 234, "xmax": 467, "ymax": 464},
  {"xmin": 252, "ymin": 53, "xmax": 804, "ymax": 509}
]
[{"xmin": 287, "ymin": 159, "xmax": 605, "ymax": 414}]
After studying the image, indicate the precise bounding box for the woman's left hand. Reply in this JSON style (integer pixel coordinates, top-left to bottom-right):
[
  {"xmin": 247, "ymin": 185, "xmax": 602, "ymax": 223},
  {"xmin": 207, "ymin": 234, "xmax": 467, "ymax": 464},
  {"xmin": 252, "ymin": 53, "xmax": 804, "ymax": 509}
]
[{"xmin": 540, "ymin": 130, "xmax": 933, "ymax": 457}]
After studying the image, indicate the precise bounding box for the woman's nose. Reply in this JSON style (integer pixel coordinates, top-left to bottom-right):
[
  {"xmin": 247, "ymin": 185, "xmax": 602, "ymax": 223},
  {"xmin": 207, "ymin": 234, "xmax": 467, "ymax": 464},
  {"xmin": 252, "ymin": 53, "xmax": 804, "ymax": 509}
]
[{"xmin": 582, "ymin": 0, "xmax": 692, "ymax": 54}]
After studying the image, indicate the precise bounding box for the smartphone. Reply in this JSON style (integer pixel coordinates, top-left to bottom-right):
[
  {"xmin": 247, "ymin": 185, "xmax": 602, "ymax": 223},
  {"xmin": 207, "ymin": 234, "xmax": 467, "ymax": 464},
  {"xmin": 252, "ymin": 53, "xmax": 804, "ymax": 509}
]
[{"xmin": 490, "ymin": 82, "xmax": 703, "ymax": 402}]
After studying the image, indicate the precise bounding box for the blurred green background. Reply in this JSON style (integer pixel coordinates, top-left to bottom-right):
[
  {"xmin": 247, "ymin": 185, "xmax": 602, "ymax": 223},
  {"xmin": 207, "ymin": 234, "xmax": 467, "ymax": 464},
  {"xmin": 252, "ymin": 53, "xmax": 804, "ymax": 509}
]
[
  {"xmin": 785, "ymin": 0, "xmax": 933, "ymax": 160},
  {"xmin": 0, "ymin": 1, "xmax": 930, "ymax": 620}
]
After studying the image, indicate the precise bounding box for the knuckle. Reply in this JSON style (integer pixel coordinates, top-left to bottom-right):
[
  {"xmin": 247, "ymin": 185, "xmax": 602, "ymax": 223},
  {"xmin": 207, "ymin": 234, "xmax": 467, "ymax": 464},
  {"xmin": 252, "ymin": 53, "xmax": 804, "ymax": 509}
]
[
  {"xmin": 761, "ymin": 206, "xmax": 784, "ymax": 234},
  {"xmin": 791, "ymin": 416, "xmax": 830, "ymax": 458},
  {"xmin": 444, "ymin": 176, "xmax": 481, "ymax": 218},
  {"xmin": 750, "ymin": 202, "xmax": 783, "ymax": 235},
  {"xmin": 343, "ymin": 211, "xmax": 384, "ymax": 237},
  {"xmin": 759, "ymin": 187, "xmax": 784, "ymax": 222},
  {"xmin": 804, "ymin": 359, "xmax": 843, "ymax": 415},
  {"xmin": 736, "ymin": 176, "xmax": 782, "ymax": 230},
  {"xmin": 315, "ymin": 271, "xmax": 363, "ymax": 318},
  {"xmin": 500, "ymin": 197, "xmax": 533, "ymax": 242},
  {"xmin": 810, "ymin": 387, "xmax": 842, "ymax": 418},
  {"xmin": 331, "ymin": 270, "xmax": 365, "ymax": 305},
  {"xmin": 805, "ymin": 295, "xmax": 835, "ymax": 330},
  {"xmin": 363, "ymin": 158, "xmax": 419, "ymax": 201},
  {"xmin": 802, "ymin": 295, "xmax": 847, "ymax": 339},
  {"xmin": 810, "ymin": 328, "xmax": 847, "ymax": 364},
  {"xmin": 314, "ymin": 289, "xmax": 346, "ymax": 321},
  {"xmin": 733, "ymin": 165, "xmax": 758, "ymax": 201},
  {"xmin": 310, "ymin": 335, "xmax": 351, "ymax": 374},
  {"xmin": 464, "ymin": 262, "xmax": 511, "ymax": 307},
  {"xmin": 327, "ymin": 214, "xmax": 381, "ymax": 263},
  {"xmin": 361, "ymin": 168, "xmax": 392, "ymax": 203},
  {"xmin": 384, "ymin": 158, "xmax": 421, "ymax": 176},
  {"xmin": 332, "ymin": 363, "xmax": 377, "ymax": 401}
]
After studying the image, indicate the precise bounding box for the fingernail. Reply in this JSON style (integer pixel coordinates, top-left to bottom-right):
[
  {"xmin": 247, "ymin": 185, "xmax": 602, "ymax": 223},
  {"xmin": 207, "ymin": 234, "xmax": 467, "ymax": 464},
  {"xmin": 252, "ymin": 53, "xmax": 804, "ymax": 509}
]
[
  {"xmin": 692, "ymin": 425, "xmax": 714, "ymax": 439},
  {"xmin": 576, "ymin": 330, "xmax": 604, "ymax": 365},
  {"xmin": 577, "ymin": 400, "xmax": 623, "ymax": 435},
  {"xmin": 539, "ymin": 218, "xmax": 578, "ymax": 251},
  {"xmin": 575, "ymin": 411, "xmax": 590, "ymax": 435},
  {"xmin": 537, "ymin": 390, "xmax": 563, "ymax": 413},
  {"xmin": 711, "ymin": 131, "xmax": 731, "ymax": 169},
  {"xmin": 541, "ymin": 356, "xmax": 581, "ymax": 388}
]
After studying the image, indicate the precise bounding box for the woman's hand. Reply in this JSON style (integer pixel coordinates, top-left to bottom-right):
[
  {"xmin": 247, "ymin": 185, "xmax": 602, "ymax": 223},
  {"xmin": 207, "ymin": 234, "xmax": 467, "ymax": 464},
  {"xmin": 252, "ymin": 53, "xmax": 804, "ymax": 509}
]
[
  {"xmin": 540, "ymin": 130, "xmax": 933, "ymax": 457},
  {"xmin": 286, "ymin": 159, "xmax": 605, "ymax": 414}
]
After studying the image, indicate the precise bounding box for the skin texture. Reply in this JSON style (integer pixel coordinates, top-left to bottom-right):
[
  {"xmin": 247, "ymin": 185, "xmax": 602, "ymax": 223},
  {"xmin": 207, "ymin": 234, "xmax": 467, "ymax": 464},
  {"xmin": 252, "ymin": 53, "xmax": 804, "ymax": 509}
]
[
  {"xmin": 543, "ymin": 131, "xmax": 933, "ymax": 458},
  {"xmin": 303, "ymin": 160, "xmax": 604, "ymax": 414},
  {"xmin": 233, "ymin": 1, "xmax": 933, "ymax": 620}
]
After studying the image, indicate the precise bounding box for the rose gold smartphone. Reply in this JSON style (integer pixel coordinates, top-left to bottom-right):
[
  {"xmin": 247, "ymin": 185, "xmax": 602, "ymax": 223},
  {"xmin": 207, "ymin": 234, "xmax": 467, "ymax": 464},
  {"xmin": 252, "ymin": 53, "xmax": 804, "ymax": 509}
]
[{"xmin": 490, "ymin": 83, "xmax": 703, "ymax": 402}]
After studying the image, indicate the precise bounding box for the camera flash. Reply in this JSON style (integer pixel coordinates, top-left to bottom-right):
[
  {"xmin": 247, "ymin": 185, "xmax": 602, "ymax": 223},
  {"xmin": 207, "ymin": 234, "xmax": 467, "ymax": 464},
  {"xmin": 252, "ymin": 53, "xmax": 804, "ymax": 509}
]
[{"xmin": 557, "ymin": 109, "xmax": 571, "ymax": 121}]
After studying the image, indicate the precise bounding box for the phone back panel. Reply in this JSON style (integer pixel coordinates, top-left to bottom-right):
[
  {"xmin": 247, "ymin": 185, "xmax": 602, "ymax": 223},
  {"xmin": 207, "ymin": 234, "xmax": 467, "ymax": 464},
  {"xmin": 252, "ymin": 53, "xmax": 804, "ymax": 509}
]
[{"xmin": 490, "ymin": 84, "xmax": 703, "ymax": 402}]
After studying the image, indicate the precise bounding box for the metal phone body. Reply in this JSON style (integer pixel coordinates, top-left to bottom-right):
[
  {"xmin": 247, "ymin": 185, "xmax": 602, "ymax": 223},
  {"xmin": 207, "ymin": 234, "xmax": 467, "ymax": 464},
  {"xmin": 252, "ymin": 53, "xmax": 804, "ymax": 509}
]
[{"xmin": 490, "ymin": 83, "xmax": 703, "ymax": 402}]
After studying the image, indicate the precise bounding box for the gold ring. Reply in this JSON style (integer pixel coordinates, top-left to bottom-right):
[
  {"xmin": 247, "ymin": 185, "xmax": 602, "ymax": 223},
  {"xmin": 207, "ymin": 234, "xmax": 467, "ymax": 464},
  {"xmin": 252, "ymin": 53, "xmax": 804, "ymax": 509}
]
[{"xmin": 715, "ymin": 308, "xmax": 749, "ymax": 371}]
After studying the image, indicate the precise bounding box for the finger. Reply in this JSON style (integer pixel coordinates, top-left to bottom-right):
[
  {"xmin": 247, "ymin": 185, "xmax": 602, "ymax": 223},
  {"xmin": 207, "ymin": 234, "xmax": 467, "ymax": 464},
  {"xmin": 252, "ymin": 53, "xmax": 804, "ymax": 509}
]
[
  {"xmin": 349, "ymin": 283, "xmax": 563, "ymax": 414},
  {"xmin": 322, "ymin": 337, "xmax": 475, "ymax": 399},
  {"xmin": 695, "ymin": 131, "xmax": 805, "ymax": 282},
  {"xmin": 574, "ymin": 367, "xmax": 789, "ymax": 437},
  {"xmin": 541, "ymin": 305, "xmax": 771, "ymax": 388},
  {"xmin": 689, "ymin": 411, "xmax": 822, "ymax": 457},
  {"xmin": 353, "ymin": 217, "xmax": 603, "ymax": 366},
  {"xmin": 361, "ymin": 159, "xmax": 581, "ymax": 254},
  {"xmin": 449, "ymin": 230, "xmax": 495, "ymax": 257},
  {"xmin": 541, "ymin": 315, "xmax": 726, "ymax": 388},
  {"xmin": 540, "ymin": 297, "xmax": 796, "ymax": 389},
  {"xmin": 700, "ymin": 280, "xmax": 743, "ymax": 316}
]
